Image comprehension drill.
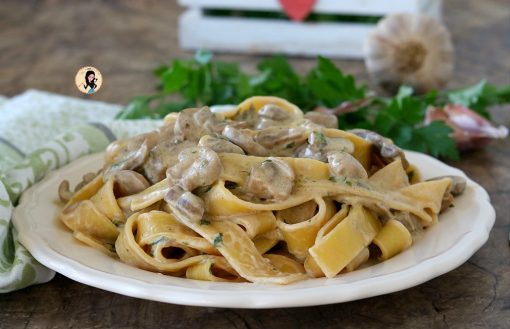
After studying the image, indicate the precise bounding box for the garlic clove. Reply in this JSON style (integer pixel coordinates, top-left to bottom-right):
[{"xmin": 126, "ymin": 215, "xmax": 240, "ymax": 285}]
[
  {"xmin": 425, "ymin": 104, "xmax": 508, "ymax": 150},
  {"xmin": 445, "ymin": 105, "xmax": 508, "ymax": 138},
  {"xmin": 365, "ymin": 13, "xmax": 454, "ymax": 93}
]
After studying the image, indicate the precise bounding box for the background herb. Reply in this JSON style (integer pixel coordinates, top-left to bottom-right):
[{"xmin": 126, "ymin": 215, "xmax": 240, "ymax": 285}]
[
  {"xmin": 116, "ymin": 51, "xmax": 509, "ymax": 160},
  {"xmin": 447, "ymin": 80, "xmax": 510, "ymax": 118}
]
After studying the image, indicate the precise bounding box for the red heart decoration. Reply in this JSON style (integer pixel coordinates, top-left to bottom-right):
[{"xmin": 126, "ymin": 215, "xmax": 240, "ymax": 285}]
[{"xmin": 279, "ymin": 0, "xmax": 317, "ymax": 21}]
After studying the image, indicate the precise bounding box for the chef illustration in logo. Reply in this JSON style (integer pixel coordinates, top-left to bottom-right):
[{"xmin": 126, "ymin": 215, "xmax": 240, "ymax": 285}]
[
  {"xmin": 75, "ymin": 66, "xmax": 102, "ymax": 94},
  {"xmin": 83, "ymin": 70, "xmax": 98, "ymax": 94}
]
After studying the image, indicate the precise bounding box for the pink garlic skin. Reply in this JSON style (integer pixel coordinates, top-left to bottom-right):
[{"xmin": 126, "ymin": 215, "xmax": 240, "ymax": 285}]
[{"xmin": 425, "ymin": 104, "xmax": 508, "ymax": 150}]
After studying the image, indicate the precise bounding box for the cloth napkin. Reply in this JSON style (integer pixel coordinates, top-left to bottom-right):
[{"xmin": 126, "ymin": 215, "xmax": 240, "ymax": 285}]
[{"xmin": 0, "ymin": 90, "xmax": 160, "ymax": 292}]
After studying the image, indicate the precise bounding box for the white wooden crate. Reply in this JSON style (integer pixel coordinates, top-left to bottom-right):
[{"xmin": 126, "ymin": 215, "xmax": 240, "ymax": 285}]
[{"xmin": 179, "ymin": 0, "xmax": 442, "ymax": 59}]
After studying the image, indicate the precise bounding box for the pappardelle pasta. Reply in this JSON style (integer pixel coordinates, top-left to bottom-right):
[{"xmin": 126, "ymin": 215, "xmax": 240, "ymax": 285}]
[{"xmin": 57, "ymin": 96, "xmax": 466, "ymax": 284}]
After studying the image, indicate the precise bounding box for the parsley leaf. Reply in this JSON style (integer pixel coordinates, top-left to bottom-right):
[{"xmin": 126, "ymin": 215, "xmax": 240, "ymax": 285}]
[
  {"xmin": 413, "ymin": 121, "xmax": 459, "ymax": 160},
  {"xmin": 307, "ymin": 56, "xmax": 365, "ymax": 108},
  {"xmin": 213, "ymin": 233, "xmax": 223, "ymax": 247},
  {"xmin": 447, "ymin": 80, "xmax": 510, "ymax": 119},
  {"xmin": 356, "ymin": 86, "xmax": 460, "ymax": 159},
  {"xmin": 392, "ymin": 120, "xmax": 458, "ymax": 160},
  {"xmin": 162, "ymin": 60, "xmax": 189, "ymax": 92},
  {"xmin": 285, "ymin": 142, "xmax": 295, "ymax": 149},
  {"xmin": 194, "ymin": 49, "xmax": 213, "ymax": 65}
]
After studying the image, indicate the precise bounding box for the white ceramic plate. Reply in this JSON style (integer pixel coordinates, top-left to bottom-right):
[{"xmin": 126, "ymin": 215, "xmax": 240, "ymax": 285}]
[{"xmin": 12, "ymin": 151, "xmax": 495, "ymax": 308}]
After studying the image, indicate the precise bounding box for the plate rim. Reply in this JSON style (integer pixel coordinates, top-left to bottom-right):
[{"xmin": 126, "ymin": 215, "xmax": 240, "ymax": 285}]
[{"xmin": 12, "ymin": 151, "xmax": 495, "ymax": 308}]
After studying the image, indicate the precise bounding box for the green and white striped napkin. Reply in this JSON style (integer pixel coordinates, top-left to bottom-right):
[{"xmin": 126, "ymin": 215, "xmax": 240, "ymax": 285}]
[{"xmin": 0, "ymin": 90, "xmax": 160, "ymax": 292}]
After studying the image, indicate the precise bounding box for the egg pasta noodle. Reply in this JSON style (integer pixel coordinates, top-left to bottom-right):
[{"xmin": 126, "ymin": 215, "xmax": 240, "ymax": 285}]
[{"xmin": 58, "ymin": 96, "xmax": 462, "ymax": 284}]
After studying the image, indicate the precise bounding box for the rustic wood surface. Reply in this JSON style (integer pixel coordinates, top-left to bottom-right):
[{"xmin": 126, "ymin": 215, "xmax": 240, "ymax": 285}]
[{"xmin": 1, "ymin": 0, "xmax": 509, "ymax": 328}]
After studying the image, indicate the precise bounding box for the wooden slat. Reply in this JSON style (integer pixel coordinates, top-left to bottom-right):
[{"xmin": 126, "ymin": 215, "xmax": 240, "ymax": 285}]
[{"xmin": 179, "ymin": 9, "xmax": 374, "ymax": 59}]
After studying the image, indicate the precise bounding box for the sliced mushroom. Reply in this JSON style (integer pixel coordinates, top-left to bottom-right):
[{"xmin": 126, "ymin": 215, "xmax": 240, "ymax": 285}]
[
  {"xmin": 255, "ymin": 104, "xmax": 299, "ymax": 129},
  {"xmin": 255, "ymin": 118, "xmax": 279, "ymax": 130},
  {"xmin": 105, "ymin": 132, "xmax": 151, "ymax": 165},
  {"xmin": 259, "ymin": 104, "xmax": 292, "ymax": 121},
  {"xmin": 103, "ymin": 141, "xmax": 149, "ymax": 181},
  {"xmin": 112, "ymin": 170, "xmax": 150, "ymax": 197},
  {"xmin": 255, "ymin": 126, "xmax": 308, "ymax": 149},
  {"xmin": 393, "ymin": 211, "xmax": 422, "ymax": 232},
  {"xmin": 348, "ymin": 129, "xmax": 409, "ymax": 168},
  {"xmin": 58, "ymin": 180, "xmax": 73, "ymax": 203},
  {"xmin": 296, "ymin": 147, "xmax": 321, "ymax": 161},
  {"xmin": 324, "ymin": 137, "xmax": 354, "ymax": 154},
  {"xmin": 156, "ymin": 123, "xmax": 176, "ymax": 143},
  {"xmin": 327, "ymin": 151, "xmax": 368, "ymax": 179},
  {"xmin": 104, "ymin": 123, "xmax": 174, "ymax": 167},
  {"xmin": 73, "ymin": 172, "xmax": 97, "ymax": 192},
  {"xmin": 164, "ymin": 147, "xmax": 222, "ymax": 222},
  {"xmin": 142, "ymin": 140, "xmax": 195, "ymax": 184},
  {"xmin": 232, "ymin": 106, "xmax": 259, "ymax": 127},
  {"xmin": 222, "ymin": 125, "xmax": 268, "ymax": 156},
  {"xmin": 174, "ymin": 107, "xmax": 200, "ymax": 142},
  {"xmin": 59, "ymin": 172, "xmax": 100, "ymax": 203},
  {"xmin": 427, "ymin": 175, "xmax": 467, "ymax": 211},
  {"xmin": 297, "ymin": 131, "xmax": 354, "ymax": 162},
  {"xmin": 198, "ymin": 135, "xmax": 245, "ymax": 154},
  {"xmin": 174, "ymin": 107, "xmax": 220, "ymax": 142},
  {"xmin": 296, "ymin": 131, "xmax": 327, "ymax": 161},
  {"xmin": 166, "ymin": 146, "xmax": 223, "ymax": 191},
  {"xmin": 244, "ymin": 158, "xmax": 295, "ymax": 202},
  {"xmin": 440, "ymin": 193, "xmax": 455, "ymax": 212},
  {"xmin": 164, "ymin": 185, "xmax": 206, "ymax": 222},
  {"xmin": 304, "ymin": 112, "xmax": 338, "ymax": 129}
]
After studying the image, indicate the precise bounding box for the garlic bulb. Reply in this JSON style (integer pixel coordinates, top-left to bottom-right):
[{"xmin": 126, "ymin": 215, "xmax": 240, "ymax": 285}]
[{"xmin": 364, "ymin": 13, "xmax": 454, "ymax": 93}]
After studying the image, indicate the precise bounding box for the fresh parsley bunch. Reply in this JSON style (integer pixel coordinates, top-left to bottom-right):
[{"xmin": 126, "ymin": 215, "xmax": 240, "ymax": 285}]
[{"xmin": 116, "ymin": 51, "xmax": 509, "ymax": 160}]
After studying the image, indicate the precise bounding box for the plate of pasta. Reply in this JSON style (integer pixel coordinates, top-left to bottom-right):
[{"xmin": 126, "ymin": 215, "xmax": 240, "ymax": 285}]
[{"xmin": 13, "ymin": 96, "xmax": 495, "ymax": 308}]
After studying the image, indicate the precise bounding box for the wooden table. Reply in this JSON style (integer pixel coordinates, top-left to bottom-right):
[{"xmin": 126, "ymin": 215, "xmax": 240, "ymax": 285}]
[{"xmin": 1, "ymin": 1, "xmax": 509, "ymax": 328}]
